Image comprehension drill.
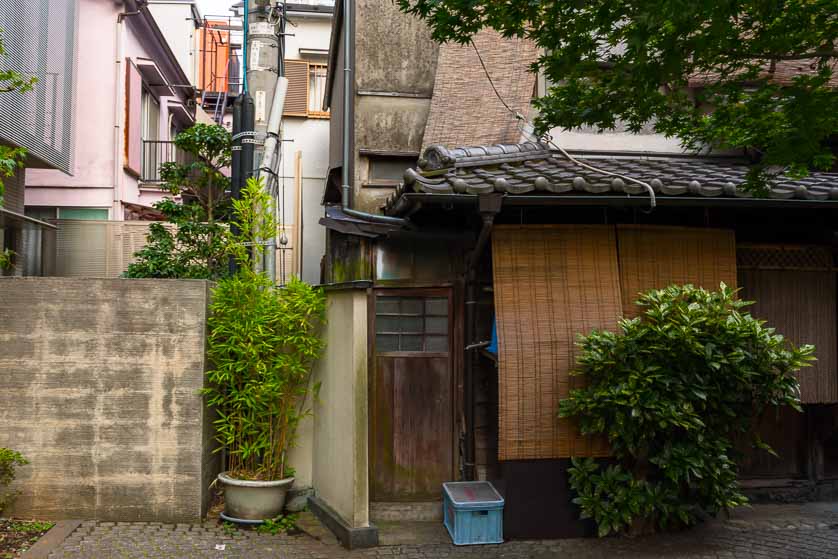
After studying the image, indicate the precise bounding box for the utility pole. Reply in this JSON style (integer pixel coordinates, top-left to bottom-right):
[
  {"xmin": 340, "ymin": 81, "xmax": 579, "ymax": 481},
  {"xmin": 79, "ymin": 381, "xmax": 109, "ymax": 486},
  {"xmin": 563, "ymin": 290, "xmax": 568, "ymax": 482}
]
[{"xmin": 244, "ymin": 0, "xmax": 287, "ymax": 283}]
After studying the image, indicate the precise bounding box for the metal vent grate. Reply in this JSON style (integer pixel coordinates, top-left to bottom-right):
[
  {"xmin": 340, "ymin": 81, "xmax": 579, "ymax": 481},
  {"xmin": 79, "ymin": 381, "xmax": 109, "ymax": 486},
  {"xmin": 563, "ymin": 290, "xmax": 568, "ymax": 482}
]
[{"xmin": 0, "ymin": 0, "xmax": 77, "ymax": 172}]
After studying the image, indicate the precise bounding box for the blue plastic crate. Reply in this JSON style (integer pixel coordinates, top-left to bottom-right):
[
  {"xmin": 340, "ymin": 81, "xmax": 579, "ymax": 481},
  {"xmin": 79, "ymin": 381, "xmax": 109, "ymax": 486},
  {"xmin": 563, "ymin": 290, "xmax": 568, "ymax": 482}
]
[{"xmin": 442, "ymin": 481, "xmax": 504, "ymax": 546}]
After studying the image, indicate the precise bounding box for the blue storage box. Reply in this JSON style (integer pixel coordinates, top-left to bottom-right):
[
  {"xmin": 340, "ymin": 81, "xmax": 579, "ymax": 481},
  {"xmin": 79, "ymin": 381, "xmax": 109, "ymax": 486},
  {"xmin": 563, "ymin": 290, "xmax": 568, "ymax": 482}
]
[{"xmin": 442, "ymin": 481, "xmax": 504, "ymax": 545}]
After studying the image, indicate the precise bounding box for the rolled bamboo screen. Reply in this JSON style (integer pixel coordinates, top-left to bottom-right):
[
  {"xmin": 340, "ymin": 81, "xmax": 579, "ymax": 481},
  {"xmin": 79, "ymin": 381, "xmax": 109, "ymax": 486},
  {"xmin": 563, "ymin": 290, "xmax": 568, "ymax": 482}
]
[
  {"xmin": 617, "ymin": 225, "xmax": 737, "ymax": 317},
  {"xmin": 492, "ymin": 225, "xmax": 617, "ymax": 460},
  {"xmin": 738, "ymin": 245, "xmax": 837, "ymax": 404}
]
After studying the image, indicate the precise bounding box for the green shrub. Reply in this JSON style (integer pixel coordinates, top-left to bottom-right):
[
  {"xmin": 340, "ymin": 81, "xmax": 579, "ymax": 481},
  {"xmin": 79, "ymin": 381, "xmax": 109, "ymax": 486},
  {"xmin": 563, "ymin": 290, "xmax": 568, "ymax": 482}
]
[
  {"xmin": 560, "ymin": 283, "xmax": 814, "ymax": 536},
  {"xmin": 0, "ymin": 448, "xmax": 28, "ymax": 514},
  {"xmin": 124, "ymin": 201, "xmax": 228, "ymax": 280},
  {"xmin": 124, "ymin": 123, "xmax": 231, "ymax": 280},
  {"xmin": 204, "ymin": 178, "xmax": 326, "ymax": 481}
]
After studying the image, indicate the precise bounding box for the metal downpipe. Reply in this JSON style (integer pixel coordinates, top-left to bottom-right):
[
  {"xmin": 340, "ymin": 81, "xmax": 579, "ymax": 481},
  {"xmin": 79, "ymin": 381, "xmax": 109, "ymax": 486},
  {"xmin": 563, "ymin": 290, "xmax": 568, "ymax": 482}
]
[{"xmin": 340, "ymin": 0, "xmax": 407, "ymax": 226}]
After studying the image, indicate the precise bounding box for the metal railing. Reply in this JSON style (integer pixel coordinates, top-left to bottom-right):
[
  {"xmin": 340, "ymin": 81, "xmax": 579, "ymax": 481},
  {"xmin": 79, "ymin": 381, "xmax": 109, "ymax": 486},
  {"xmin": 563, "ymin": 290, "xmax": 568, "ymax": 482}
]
[{"xmin": 141, "ymin": 140, "xmax": 193, "ymax": 183}]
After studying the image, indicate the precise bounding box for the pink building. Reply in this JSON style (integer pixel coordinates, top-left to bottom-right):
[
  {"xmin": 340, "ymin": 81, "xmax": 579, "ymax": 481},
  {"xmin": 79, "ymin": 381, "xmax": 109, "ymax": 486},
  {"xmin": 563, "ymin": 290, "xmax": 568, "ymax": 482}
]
[{"xmin": 26, "ymin": 0, "xmax": 197, "ymax": 224}]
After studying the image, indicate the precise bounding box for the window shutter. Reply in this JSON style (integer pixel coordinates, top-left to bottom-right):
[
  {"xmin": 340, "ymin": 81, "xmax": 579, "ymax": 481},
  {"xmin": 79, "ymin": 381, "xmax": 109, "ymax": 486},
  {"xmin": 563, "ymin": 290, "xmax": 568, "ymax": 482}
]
[
  {"xmin": 125, "ymin": 60, "xmax": 143, "ymax": 176},
  {"xmin": 283, "ymin": 60, "xmax": 309, "ymax": 116}
]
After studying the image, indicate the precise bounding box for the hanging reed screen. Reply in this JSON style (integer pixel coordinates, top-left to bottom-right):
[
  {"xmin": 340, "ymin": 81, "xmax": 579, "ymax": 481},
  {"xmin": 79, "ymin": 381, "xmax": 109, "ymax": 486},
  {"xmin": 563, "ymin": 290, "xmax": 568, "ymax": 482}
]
[
  {"xmin": 738, "ymin": 245, "xmax": 837, "ymax": 404},
  {"xmin": 617, "ymin": 225, "xmax": 738, "ymax": 317},
  {"xmin": 492, "ymin": 225, "xmax": 618, "ymax": 460}
]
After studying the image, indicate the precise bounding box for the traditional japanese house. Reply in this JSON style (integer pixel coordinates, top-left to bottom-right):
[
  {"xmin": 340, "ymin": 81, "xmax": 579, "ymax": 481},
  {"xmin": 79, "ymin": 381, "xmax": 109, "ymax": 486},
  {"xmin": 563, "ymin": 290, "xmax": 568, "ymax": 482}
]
[{"xmin": 301, "ymin": 0, "xmax": 838, "ymax": 547}]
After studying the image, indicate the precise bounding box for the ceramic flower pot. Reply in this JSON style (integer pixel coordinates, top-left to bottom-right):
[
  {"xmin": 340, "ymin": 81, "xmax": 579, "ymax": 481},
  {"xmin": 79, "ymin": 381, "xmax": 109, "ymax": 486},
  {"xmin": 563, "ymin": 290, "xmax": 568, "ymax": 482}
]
[{"xmin": 218, "ymin": 472, "xmax": 295, "ymax": 522}]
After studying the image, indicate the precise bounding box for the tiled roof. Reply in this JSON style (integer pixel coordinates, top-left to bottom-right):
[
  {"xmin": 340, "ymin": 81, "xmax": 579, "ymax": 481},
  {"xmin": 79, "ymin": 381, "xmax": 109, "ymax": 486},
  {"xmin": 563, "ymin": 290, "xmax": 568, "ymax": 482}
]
[{"xmin": 386, "ymin": 142, "xmax": 838, "ymax": 210}]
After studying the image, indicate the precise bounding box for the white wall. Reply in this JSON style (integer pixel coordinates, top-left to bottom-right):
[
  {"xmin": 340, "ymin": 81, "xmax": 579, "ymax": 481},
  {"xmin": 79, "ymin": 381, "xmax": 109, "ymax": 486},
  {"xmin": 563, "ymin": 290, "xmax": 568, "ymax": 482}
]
[
  {"xmin": 276, "ymin": 12, "xmax": 332, "ymax": 286},
  {"xmin": 310, "ymin": 289, "xmax": 370, "ymax": 528},
  {"xmin": 147, "ymin": 2, "xmax": 199, "ymax": 86}
]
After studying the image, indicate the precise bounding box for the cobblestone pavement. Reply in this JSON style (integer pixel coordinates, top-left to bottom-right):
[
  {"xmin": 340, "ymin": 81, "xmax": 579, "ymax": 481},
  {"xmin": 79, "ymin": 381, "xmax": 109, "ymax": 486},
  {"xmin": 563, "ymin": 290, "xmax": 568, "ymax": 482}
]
[{"xmin": 47, "ymin": 504, "xmax": 838, "ymax": 559}]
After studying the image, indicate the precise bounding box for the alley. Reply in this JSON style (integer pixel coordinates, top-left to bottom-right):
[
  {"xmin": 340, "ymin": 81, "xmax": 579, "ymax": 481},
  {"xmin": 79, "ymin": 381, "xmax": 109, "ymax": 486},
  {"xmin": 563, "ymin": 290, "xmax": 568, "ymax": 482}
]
[{"xmin": 46, "ymin": 504, "xmax": 838, "ymax": 559}]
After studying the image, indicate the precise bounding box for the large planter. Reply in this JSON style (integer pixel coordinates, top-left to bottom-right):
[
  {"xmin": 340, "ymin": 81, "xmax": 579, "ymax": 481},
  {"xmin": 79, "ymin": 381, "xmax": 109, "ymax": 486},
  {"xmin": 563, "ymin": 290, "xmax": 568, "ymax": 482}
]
[{"xmin": 218, "ymin": 472, "xmax": 295, "ymax": 522}]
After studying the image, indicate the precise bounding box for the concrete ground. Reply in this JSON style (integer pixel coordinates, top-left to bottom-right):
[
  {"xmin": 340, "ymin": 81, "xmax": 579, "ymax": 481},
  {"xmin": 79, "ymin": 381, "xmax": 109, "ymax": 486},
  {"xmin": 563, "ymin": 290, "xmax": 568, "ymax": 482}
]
[{"xmin": 44, "ymin": 503, "xmax": 838, "ymax": 558}]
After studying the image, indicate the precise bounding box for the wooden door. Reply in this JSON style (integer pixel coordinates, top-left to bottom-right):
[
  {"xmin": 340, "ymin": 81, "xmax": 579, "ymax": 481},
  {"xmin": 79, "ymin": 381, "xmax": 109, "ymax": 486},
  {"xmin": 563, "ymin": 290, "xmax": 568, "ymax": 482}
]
[{"xmin": 370, "ymin": 289, "xmax": 454, "ymax": 501}]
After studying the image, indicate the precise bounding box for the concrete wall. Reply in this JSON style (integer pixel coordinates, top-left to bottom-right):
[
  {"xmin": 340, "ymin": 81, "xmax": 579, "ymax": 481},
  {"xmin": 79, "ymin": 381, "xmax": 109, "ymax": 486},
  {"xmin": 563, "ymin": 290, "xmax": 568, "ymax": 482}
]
[
  {"xmin": 0, "ymin": 278, "xmax": 218, "ymax": 522},
  {"xmin": 352, "ymin": 1, "xmax": 439, "ymax": 214},
  {"xmin": 310, "ymin": 288, "xmax": 370, "ymax": 528}
]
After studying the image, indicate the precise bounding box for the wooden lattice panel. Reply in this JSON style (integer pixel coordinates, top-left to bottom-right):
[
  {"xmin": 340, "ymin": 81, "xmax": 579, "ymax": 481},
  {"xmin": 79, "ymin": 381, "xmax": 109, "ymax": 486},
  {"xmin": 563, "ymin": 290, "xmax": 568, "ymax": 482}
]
[
  {"xmin": 738, "ymin": 244, "xmax": 835, "ymax": 271},
  {"xmin": 492, "ymin": 225, "xmax": 617, "ymax": 460}
]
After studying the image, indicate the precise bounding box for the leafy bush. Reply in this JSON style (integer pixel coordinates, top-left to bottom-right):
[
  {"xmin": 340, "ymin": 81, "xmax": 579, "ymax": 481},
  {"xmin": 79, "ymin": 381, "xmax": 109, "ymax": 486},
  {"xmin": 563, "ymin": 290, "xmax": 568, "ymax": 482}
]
[
  {"xmin": 204, "ymin": 178, "xmax": 326, "ymax": 481},
  {"xmin": 124, "ymin": 200, "xmax": 228, "ymax": 279},
  {"xmin": 125, "ymin": 123, "xmax": 231, "ymax": 280},
  {"xmin": 0, "ymin": 448, "xmax": 28, "ymax": 514},
  {"xmin": 0, "ymin": 248, "xmax": 14, "ymax": 272},
  {"xmin": 560, "ymin": 284, "xmax": 814, "ymax": 536}
]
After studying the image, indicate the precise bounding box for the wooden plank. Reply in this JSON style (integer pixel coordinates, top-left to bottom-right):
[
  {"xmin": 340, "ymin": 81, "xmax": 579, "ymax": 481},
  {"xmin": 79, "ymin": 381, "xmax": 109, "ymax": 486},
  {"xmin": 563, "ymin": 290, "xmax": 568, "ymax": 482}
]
[
  {"xmin": 737, "ymin": 406, "xmax": 807, "ymax": 479},
  {"xmin": 391, "ymin": 356, "xmax": 453, "ymax": 499},
  {"xmin": 371, "ymin": 357, "xmax": 395, "ymax": 501},
  {"xmin": 739, "ymin": 268, "xmax": 838, "ymax": 404}
]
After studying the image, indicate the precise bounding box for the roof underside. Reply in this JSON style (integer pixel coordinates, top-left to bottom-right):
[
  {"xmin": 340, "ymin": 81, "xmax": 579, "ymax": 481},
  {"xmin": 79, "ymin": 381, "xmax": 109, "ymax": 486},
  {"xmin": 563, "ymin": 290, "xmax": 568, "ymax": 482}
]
[{"xmin": 383, "ymin": 142, "xmax": 838, "ymax": 215}]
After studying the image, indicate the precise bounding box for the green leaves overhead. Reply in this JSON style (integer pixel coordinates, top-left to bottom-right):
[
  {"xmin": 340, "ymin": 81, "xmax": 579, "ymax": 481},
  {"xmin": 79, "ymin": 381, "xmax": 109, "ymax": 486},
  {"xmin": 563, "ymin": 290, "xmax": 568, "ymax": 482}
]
[
  {"xmin": 560, "ymin": 284, "xmax": 814, "ymax": 536},
  {"xmin": 396, "ymin": 0, "xmax": 838, "ymax": 192}
]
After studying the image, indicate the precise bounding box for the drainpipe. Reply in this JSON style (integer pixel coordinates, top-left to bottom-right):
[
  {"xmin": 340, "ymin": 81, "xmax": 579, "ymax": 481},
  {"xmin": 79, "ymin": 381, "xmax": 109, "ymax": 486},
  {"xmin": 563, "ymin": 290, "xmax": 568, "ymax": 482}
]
[
  {"xmin": 113, "ymin": 1, "xmax": 142, "ymax": 220},
  {"xmin": 340, "ymin": 0, "xmax": 407, "ymax": 226},
  {"xmin": 463, "ymin": 194, "xmax": 502, "ymax": 481}
]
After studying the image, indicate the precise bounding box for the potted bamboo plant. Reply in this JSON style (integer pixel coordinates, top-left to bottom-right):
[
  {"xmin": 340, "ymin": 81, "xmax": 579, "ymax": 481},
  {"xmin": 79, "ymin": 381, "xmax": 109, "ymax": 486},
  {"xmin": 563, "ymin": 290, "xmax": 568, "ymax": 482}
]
[{"xmin": 204, "ymin": 178, "xmax": 326, "ymax": 522}]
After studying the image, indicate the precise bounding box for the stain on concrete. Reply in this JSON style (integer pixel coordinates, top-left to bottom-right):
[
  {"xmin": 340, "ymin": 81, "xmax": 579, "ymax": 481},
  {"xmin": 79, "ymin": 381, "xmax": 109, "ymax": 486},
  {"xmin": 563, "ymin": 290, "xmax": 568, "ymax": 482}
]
[{"xmin": 0, "ymin": 278, "xmax": 217, "ymax": 522}]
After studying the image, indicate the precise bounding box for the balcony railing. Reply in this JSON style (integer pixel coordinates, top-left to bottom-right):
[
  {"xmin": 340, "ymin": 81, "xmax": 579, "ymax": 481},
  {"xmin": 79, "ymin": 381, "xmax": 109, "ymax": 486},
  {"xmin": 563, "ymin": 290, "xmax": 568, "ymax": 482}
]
[{"xmin": 141, "ymin": 140, "xmax": 193, "ymax": 183}]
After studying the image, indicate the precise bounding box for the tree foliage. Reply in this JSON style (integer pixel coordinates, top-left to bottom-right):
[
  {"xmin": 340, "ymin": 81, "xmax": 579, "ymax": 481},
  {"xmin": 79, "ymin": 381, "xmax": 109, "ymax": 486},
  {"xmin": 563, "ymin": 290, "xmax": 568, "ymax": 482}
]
[
  {"xmin": 0, "ymin": 448, "xmax": 28, "ymax": 514},
  {"xmin": 559, "ymin": 284, "xmax": 814, "ymax": 536},
  {"xmin": 204, "ymin": 178, "xmax": 326, "ymax": 481},
  {"xmin": 396, "ymin": 0, "xmax": 838, "ymax": 191},
  {"xmin": 123, "ymin": 200, "xmax": 229, "ymax": 279},
  {"xmin": 0, "ymin": 28, "xmax": 37, "ymax": 204},
  {"xmin": 160, "ymin": 123, "xmax": 231, "ymax": 222},
  {"xmin": 124, "ymin": 124, "xmax": 232, "ymax": 279}
]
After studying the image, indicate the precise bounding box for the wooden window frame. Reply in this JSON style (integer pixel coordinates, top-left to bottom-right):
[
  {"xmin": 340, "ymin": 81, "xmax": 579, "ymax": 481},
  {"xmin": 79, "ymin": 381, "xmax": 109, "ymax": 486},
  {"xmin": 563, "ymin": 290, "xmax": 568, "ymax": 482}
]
[{"xmin": 283, "ymin": 59, "xmax": 330, "ymax": 120}]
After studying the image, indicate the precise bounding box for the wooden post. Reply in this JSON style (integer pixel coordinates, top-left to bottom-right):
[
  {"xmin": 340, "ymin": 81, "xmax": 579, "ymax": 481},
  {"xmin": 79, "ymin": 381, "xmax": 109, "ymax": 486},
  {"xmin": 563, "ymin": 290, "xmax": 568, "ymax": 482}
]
[{"xmin": 293, "ymin": 150, "xmax": 303, "ymax": 277}]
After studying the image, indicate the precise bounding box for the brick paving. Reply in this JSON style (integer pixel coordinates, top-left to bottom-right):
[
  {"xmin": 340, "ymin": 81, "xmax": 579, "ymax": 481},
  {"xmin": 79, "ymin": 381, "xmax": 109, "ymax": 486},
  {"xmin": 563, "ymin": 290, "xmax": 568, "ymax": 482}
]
[{"xmin": 47, "ymin": 504, "xmax": 838, "ymax": 559}]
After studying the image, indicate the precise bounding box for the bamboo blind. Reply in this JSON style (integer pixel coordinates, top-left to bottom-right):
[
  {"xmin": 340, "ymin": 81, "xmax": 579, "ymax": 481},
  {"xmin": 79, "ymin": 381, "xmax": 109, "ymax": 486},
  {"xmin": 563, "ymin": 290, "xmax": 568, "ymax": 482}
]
[
  {"xmin": 739, "ymin": 245, "xmax": 837, "ymax": 404},
  {"xmin": 492, "ymin": 225, "xmax": 618, "ymax": 460},
  {"xmin": 617, "ymin": 225, "xmax": 737, "ymax": 317}
]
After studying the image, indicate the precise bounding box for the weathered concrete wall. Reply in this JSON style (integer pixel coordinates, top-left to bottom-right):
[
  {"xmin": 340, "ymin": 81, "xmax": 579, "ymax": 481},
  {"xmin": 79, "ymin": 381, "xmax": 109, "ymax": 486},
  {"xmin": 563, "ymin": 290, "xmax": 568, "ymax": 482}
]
[
  {"xmin": 0, "ymin": 278, "xmax": 218, "ymax": 522},
  {"xmin": 352, "ymin": 1, "xmax": 439, "ymax": 214},
  {"xmin": 311, "ymin": 288, "xmax": 370, "ymax": 528},
  {"xmin": 355, "ymin": 0, "xmax": 438, "ymax": 96}
]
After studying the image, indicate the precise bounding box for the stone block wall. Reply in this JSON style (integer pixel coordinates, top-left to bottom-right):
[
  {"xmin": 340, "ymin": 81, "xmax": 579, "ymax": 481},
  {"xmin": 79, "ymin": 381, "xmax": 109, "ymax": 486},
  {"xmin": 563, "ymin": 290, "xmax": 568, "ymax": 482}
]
[{"xmin": 0, "ymin": 278, "xmax": 218, "ymax": 522}]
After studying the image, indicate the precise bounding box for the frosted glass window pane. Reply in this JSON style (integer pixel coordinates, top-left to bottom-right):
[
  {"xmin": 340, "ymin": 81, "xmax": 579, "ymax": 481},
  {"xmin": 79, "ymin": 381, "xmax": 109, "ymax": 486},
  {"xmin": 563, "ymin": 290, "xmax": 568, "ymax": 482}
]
[
  {"xmin": 401, "ymin": 335, "xmax": 422, "ymax": 351},
  {"xmin": 376, "ymin": 335, "xmax": 399, "ymax": 352},
  {"xmin": 400, "ymin": 317, "xmax": 423, "ymax": 333},
  {"xmin": 425, "ymin": 317, "xmax": 448, "ymax": 334},
  {"xmin": 376, "ymin": 297, "xmax": 400, "ymax": 314},
  {"xmin": 376, "ymin": 316, "xmax": 400, "ymax": 333},
  {"xmin": 425, "ymin": 298, "xmax": 447, "ymax": 316},
  {"xmin": 401, "ymin": 298, "xmax": 423, "ymax": 315},
  {"xmin": 426, "ymin": 336, "xmax": 448, "ymax": 352}
]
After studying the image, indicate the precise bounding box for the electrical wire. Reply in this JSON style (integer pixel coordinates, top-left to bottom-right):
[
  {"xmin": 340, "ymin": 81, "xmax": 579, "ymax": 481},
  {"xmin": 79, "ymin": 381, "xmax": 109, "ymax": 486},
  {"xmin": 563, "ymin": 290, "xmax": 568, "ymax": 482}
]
[{"xmin": 470, "ymin": 41, "xmax": 656, "ymax": 210}]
